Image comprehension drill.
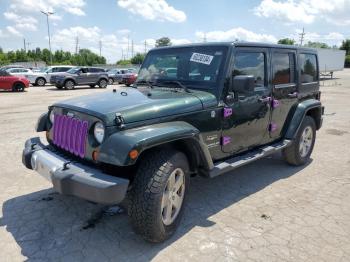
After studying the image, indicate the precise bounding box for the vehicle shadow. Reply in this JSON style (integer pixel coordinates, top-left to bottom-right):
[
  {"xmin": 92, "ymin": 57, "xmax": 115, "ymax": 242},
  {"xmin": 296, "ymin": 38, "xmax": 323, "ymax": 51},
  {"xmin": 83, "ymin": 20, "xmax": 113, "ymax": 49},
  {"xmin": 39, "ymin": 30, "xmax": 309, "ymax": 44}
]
[{"xmin": 1, "ymin": 153, "xmax": 311, "ymax": 261}]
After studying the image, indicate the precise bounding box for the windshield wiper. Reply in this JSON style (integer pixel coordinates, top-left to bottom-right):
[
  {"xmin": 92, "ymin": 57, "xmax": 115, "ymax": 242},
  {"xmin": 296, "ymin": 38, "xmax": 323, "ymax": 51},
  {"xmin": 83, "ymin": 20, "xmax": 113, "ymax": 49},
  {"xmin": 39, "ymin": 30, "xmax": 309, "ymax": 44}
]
[
  {"xmin": 133, "ymin": 80, "xmax": 155, "ymax": 89},
  {"xmin": 160, "ymin": 80, "xmax": 190, "ymax": 93}
]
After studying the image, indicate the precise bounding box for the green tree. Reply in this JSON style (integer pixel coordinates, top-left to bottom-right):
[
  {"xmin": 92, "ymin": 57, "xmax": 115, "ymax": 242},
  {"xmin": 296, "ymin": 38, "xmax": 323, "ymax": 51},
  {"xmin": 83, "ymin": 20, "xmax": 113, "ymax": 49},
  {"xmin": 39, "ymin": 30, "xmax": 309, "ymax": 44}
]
[
  {"xmin": 340, "ymin": 39, "xmax": 350, "ymax": 55},
  {"xmin": 155, "ymin": 37, "xmax": 172, "ymax": 47},
  {"xmin": 278, "ymin": 38, "xmax": 295, "ymax": 45},
  {"xmin": 130, "ymin": 53, "xmax": 145, "ymax": 65},
  {"xmin": 305, "ymin": 41, "xmax": 330, "ymax": 49},
  {"xmin": 116, "ymin": 59, "xmax": 131, "ymax": 66},
  {"xmin": 345, "ymin": 55, "xmax": 350, "ymax": 68}
]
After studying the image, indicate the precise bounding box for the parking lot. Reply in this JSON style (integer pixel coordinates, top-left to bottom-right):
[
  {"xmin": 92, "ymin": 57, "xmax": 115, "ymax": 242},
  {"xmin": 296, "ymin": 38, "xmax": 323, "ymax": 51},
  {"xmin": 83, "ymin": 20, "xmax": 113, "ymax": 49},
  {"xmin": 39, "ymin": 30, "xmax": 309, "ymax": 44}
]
[{"xmin": 0, "ymin": 72, "xmax": 349, "ymax": 261}]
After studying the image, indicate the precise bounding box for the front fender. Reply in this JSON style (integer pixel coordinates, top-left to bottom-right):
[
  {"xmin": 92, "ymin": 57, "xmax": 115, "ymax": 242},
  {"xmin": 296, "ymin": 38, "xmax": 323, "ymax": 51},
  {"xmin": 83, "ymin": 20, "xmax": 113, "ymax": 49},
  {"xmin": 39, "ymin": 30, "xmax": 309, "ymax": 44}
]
[
  {"xmin": 36, "ymin": 112, "xmax": 49, "ymax": 132},
  {"xmin": 98, "ymin": 121, "xmax": 212, "ymax": 168},
  {"xmin": 285, "ymin": 99, "xmax": 322, "ymax": 139}
]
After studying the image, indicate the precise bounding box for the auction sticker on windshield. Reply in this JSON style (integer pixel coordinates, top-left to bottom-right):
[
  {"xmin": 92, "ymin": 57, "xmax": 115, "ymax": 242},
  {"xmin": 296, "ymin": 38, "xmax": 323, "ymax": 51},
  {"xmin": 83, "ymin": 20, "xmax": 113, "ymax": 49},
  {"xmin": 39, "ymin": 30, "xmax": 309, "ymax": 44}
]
[{"xmin": 190, "ymin": 53, "xmax": 214, "ymax": 65}]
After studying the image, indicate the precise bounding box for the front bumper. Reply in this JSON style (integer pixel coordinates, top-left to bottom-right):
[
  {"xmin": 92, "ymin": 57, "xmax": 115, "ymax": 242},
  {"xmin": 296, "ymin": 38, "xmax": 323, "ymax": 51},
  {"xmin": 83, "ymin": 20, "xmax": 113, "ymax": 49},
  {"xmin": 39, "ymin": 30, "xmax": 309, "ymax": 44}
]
[{"xmin": 22, "ymin": 137, "xmax": 129, "ymax": 205}]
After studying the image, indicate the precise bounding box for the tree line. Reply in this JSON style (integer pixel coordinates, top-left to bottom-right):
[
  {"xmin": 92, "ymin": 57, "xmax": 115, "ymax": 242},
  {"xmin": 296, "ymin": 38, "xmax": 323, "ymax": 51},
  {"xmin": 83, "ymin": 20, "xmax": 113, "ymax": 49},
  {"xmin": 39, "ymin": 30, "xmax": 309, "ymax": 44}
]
[{"xmin": 0, "ymin": 47, "xmax": 106, "ymax": 66}]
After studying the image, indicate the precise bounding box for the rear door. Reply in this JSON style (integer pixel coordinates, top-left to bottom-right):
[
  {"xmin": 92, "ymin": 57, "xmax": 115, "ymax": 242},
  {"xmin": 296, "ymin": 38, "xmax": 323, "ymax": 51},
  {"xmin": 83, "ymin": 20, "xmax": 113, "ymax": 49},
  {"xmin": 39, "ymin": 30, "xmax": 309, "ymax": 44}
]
[
  {"xmin": 76, "ymin": 68, "xmax": 89, "ymax": 84},
  {"xmin": 268, "ymin": 49, "xmax": 298, "ymax": 140},
  {"xmin": 221, "ymin": 47, "xmax": 272, "ymax": 154}
]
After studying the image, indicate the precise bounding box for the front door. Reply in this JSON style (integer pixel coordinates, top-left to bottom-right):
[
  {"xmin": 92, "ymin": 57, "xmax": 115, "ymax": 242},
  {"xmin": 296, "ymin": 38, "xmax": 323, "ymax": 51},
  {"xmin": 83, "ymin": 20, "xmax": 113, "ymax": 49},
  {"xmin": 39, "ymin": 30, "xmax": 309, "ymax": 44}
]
[
  {"xmin": 221, "ymin": 48, "xmax": 271, "ymax": 154},
  {"xmin": 76, "ymin": 68, "xmax": 89, "ymax": 84},
  {"xmin": 267, "ymin": 49, "xmax": 299, "ymax": 141}
]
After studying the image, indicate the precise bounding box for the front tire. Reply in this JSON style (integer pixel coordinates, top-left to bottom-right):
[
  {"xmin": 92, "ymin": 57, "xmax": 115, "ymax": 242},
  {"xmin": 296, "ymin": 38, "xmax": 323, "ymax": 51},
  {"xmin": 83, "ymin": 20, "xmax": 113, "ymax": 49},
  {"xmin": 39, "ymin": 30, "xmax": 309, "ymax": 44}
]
[
  {"xmin": 98, "ymin": 79, "xmax": 108, "ymax": 88},
  {"xmin": 108, "ymin": 78, "xmax": 114, "ymax": 85},
  {"xmin": 12, "ymin": 83, "xmax": 25, "ymax": 92},
  {"xmin": 283, "ymin": 116, "xmax": 316, "ymax": 166},
  {"xmin": 128, "ymin": 150, "xmax": 189, "ymax": 242},
  {"xmin": 64, "ymin": 80, "xmax": 75, "ymax": 90},
  {"xmin": 35, "ymin": 77, "xmax": 46, "ymax": 86}
]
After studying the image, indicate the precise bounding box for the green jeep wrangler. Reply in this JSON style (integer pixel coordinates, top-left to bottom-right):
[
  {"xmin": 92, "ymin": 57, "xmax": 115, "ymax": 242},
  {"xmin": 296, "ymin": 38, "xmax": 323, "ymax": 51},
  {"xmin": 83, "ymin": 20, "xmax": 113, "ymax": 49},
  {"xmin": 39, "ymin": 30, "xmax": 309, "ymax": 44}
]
[{"xmin": 22, "ymin": 42, "xmax": 323, "ymax": 242}]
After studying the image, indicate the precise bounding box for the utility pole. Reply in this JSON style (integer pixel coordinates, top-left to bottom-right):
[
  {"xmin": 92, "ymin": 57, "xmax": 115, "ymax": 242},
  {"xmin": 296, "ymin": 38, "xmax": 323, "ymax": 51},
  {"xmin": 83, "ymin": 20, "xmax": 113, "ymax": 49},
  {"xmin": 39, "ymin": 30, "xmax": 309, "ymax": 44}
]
[
  {"xmin": 127, "ymin": 35, "xmax": 130, "ymax": 59},
  {"xmin": 26, "ymin": 42, "xmax": 32, "ymax": 51},
  {"xmin": 131, "ymin": 39, "xmax": 134, "ymax": 58},
  {"xmin": 41, "ymin": 10, "xmax": 54, "ymax": 64},
  {"xmin": 144, "ymin": 40, "xmax": 147, "ymax": 54},
  {"xmin": 23, "ymin": 38, "xmax": 26, "ymax": 51},
  {"xmin": 299, "ymin": 27, "xmax": 305, "ymax": 46},
  {"xmin": 99, "ymin": 40, "xmax": 102, "ymax": 57},
  {"xmin": 75, "ymin": 36, "xmax": 79, "ymax": 54}
]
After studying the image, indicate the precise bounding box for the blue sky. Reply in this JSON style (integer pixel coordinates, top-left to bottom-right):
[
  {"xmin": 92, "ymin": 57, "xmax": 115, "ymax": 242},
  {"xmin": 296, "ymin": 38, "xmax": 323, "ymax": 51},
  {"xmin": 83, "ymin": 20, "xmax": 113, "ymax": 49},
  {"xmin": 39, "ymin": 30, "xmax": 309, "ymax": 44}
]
[{"xmin": 0, "ymin": 0, "xmax": 349, "ymax": 63}]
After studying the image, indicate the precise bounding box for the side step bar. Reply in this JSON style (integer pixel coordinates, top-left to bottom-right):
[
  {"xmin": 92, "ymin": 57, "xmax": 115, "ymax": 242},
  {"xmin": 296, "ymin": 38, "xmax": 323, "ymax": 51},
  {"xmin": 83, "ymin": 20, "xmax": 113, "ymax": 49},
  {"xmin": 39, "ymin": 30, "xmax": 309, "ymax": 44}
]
[{"xmin": 209, "ymin": 139, "xmax": 292, "ymax": 178}]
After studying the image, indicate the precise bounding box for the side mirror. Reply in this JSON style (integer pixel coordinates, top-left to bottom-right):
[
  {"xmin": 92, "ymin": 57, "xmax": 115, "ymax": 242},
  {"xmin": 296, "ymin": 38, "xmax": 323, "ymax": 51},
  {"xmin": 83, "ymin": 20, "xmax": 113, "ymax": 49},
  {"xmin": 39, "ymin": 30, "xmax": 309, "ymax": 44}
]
[{"xmin": 232, "ymin": 75, "xmax": 255, "ymax": 93}]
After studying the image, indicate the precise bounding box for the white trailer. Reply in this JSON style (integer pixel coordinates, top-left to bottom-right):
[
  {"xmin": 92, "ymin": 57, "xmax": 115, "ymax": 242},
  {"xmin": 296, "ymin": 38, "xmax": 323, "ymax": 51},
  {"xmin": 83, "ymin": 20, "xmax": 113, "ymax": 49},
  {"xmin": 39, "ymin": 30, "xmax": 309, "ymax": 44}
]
[{"xmin": 317, "ymin": 48, "xmax": 346, "ymax": 78}]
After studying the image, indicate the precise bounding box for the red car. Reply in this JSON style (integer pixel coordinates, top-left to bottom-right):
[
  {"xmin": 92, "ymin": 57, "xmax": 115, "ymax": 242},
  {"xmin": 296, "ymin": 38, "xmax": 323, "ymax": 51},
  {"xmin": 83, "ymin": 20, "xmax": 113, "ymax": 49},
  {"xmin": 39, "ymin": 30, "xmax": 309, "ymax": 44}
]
[
  {"xmin": 122, "ymin": 72, "xmax": 137, "ymax": 86},
  {"xmin": 0, "ymin": 70, "xmax": 30, "ymax": 92}
]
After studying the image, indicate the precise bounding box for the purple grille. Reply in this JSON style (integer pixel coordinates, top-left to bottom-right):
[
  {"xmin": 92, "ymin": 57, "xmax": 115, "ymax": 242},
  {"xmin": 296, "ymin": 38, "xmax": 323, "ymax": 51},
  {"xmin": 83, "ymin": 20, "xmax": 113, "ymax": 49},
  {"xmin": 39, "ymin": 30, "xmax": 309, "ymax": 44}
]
[{"xmin": 52, "ymin": 114, "xmax": 88, "ymax": 158}]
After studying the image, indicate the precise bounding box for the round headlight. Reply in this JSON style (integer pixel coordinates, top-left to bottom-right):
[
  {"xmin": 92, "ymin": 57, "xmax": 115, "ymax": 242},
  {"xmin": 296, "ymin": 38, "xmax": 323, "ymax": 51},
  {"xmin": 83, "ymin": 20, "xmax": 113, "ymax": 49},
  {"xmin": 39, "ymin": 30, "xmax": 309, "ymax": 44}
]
[
  {"xmin": 49, "ymin": 110, "xmax": 55, "ymax": 124},
  {"xmin": 94, "ymin": 122, "xmax": 105, "ymax": 144}
]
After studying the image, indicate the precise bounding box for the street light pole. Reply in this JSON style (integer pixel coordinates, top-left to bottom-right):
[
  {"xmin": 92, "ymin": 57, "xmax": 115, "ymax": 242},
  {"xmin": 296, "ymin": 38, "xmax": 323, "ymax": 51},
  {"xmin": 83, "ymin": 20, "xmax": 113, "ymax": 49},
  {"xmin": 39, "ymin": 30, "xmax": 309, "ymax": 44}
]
[{"xmin": 41, "ymin": 10, "xmax": 54, "ymax": 65}]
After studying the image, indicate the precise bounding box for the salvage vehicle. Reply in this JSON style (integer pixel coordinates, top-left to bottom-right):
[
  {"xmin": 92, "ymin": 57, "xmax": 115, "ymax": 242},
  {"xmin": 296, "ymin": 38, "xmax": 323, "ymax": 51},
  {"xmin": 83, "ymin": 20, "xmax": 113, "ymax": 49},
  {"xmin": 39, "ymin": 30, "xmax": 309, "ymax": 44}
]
[
  {"xmin": 0, "ymin": 70, "xmax": 30, "ymax": 91},
  {"xmin": 52, "ymin": 67, "xmax": 108, "ymax": 90},
  {"xmin": 6, "ymin": 67, "xmax": 48, "ymax": 86},
  {"xmin": 22, "ymin": 42, "xmax": 323, "ymax": 242}
]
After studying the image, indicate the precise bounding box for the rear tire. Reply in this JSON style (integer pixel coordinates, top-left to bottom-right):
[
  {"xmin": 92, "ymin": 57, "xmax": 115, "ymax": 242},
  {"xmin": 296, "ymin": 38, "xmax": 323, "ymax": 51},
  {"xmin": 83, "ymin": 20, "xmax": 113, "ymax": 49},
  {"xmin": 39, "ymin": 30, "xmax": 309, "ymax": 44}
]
[
  {"xmin": 283, "ymin": 116, "xmax": 316, "ymax": 166},
  {"xmin": 98, "ymin": 79, "xmax": 108, "ymax": 88},
  {"xmin": 35, "ymin": 77, "xmax": 46, "ymax": 86},
  {"xmin": 128, "ymin": 149, "xmax": 189, "ymax": 243},
  {"xmin": 108, "ymin": 78, "xmax": 114, "ymax": 85},
  {"xmin": 64, "ymin": 80, "xmax": 75, "ymax": 90},
  {"xmin": 12, "ymin": 82, "xmax": 25, "ymax": 92}
]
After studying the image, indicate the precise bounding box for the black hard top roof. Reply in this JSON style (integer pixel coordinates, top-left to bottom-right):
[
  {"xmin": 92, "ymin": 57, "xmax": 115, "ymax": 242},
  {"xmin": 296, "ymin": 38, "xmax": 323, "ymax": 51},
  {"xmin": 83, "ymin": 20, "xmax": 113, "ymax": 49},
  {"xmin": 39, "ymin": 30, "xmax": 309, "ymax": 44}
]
[{"xmin": 152, "ymin": 41, "xmax": 317, "ymax": 53}]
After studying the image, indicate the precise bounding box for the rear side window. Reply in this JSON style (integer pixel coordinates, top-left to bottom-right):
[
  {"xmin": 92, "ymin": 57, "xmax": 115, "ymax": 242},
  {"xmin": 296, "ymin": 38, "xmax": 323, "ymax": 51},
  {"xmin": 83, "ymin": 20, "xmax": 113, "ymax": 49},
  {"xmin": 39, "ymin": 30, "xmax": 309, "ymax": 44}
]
[
  {"xmin": 233, "ymin": 52, "xmax": 265, "ymax": 87},
  {"xmin": 89, "ymin": 68, "xmax": 104, "ymax": 73},
  {"xmin": 300, "ymin": 53, "xmax": 318, "ymax": 83},
  {"xmin": 272, "ymin": 53, "xmax": 295, "ymax": 85}
]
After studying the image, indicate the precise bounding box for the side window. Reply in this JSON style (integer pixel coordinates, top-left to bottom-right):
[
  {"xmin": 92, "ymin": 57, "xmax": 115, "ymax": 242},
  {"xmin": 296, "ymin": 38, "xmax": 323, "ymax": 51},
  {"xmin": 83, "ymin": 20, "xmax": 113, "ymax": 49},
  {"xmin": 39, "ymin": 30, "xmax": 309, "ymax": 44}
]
[
  {"xmin": 81, "ymin": 68, "xmax": 88, "ymax": 73},
  {"xmin": 52, "ymin": 67, "xmax": 60, "ymax": 73},
  {"xmin": 233, "ymin": 52, "xmax": 265, "ymax": 87},
  {"xmin": 300, "ymin": 53, "xmax": 318, "ymax": 83},
  {"xmin": 272, "ymin": 53, "xmax": 295, "ymax": 85},
  {"xmin": 89, "ymin": 68, "xmax": 98, "ymax": 73}
]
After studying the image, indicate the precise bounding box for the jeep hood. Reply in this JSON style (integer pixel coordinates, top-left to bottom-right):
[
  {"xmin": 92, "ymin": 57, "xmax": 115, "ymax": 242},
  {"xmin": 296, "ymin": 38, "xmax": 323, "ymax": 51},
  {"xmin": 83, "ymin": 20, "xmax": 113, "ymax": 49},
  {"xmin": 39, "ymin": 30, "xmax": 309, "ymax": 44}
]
[{"xmin": 53, "ymin": 87, "xmax": 217, "ymax": 126}]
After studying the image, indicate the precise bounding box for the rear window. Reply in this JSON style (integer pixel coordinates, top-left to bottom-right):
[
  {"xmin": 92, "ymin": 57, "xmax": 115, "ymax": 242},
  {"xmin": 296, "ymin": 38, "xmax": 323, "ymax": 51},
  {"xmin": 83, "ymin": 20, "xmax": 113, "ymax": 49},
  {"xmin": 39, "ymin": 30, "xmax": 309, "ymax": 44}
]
[
  {"xmin": 299, "ymin": 53, "xmax": 318, "ymax": 83},
  {"xmin": 272, "ymin": 53, "xmax": 295, "ymax": 85},
  {"xmin": 89, "ymin": 68, "xmax": 105, "ymax": 73}
]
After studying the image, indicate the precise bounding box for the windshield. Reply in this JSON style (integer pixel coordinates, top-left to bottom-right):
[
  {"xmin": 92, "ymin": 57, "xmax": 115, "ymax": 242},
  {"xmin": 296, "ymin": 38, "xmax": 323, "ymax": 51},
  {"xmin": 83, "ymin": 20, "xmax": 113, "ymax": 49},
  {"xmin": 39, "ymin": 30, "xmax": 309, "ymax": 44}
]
[
  {"xmin": 67, "ymin": 67, "xmax": 80, "ymax": 74},
  {"xmin": 137, "ymin": 46, "xmax": 228, "ymax": 88}
]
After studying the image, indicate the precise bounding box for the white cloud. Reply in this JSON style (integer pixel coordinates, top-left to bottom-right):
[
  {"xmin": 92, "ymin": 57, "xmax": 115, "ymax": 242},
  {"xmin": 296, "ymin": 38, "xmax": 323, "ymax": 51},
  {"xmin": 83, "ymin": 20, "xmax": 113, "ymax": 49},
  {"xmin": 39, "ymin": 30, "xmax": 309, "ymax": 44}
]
[
  {"xmin": 117, "ymin": 0, "xmax": 186, "ymax": 23},
  {"xmin": 196, "ymin": 27, "xmax": 277, "ymax": 43},
  {"xmin": 6, "ymin": 26, "xmax": 22, "ymax": 37},
  {"xmin": 254, "ymin": 0, "xmax": 350, "ymax": 25},
  {"xmin": 4, "ymin": 11, "xmax": 38, "ymax": 31},
  {"xmin": 171, "ymin": 38, "xmax": 191, "ymax": 45},
  {"xmin": 9, "ymin": 0, "xmax": 86, "ymax": 16}
]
